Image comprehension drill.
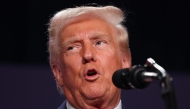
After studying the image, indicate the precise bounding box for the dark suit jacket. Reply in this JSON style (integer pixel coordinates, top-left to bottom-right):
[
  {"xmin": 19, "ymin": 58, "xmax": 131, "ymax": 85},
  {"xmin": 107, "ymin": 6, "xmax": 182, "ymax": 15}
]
[{"xmin": 58, "ymin": 100, "xmax": 126, "ymax": 109}]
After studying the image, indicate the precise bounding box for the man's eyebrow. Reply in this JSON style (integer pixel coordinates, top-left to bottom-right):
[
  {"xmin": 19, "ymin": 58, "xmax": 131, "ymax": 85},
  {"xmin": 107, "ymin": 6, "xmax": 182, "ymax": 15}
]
[
  {"xmin": 62, "ymin": 37, "xmax": 81, "ymax": 47},
  {"xmin": 62, "ymin": 33, "xmax": 110, "ymax": 46}
]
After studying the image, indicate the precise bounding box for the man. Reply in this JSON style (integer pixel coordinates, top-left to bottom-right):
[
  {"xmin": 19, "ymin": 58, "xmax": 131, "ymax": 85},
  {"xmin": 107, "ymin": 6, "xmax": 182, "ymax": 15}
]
[{"xmin": 48, "ymin": 5, "xmax": 131, "ymax": 109}]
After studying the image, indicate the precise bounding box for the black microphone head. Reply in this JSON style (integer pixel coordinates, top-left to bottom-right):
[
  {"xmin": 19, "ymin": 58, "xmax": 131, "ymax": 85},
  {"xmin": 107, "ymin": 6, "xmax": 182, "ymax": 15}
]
[
  {"xmin": 112, "ymin": 68, "xmax": 133, "ymax": 90},
  {"xmin": 130, "ymin": 65, "xmax": 150, "ymax": 89}
]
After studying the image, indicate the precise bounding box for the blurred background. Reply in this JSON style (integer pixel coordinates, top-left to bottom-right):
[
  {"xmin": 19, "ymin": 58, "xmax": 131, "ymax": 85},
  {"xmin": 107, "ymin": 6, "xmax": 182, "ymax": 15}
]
[{"xmin": 1, "ymin": 0, "xmax": 189, "ymax": 109}]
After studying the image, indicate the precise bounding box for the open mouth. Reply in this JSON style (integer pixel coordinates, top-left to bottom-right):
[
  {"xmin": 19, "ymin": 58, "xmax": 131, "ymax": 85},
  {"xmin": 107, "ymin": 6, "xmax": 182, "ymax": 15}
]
[
  {"xmin": 85, "ymin": 69, "xmax": 99, "ymax": 81},
  {"xmin": 87, "ymin": 70, "xmax": 97, "ymax": 76}
]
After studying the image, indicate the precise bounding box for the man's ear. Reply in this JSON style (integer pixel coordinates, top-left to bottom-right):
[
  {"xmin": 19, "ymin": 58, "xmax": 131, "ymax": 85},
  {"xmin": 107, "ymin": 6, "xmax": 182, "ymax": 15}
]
[
  {"xmin": 122, "ymin": 51, "xmax": 131, "ymax": 68},
  {"xmin": 52, "ymin": 65, "xmax": 64, "ymax": 87}
]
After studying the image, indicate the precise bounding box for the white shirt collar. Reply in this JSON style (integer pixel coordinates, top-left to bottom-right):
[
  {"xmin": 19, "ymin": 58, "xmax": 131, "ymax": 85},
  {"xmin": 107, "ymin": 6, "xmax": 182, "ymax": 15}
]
[
  {"xmin": 66, "ymin": 100, "xmax": 122, "ymax": 109},
  {"xmin": 115, "ymin": 100, "xmax": 122, "ymax": 109},
  {"xmin": 66, "ymin": 101, "xmax": 75, "ymax": 109}
]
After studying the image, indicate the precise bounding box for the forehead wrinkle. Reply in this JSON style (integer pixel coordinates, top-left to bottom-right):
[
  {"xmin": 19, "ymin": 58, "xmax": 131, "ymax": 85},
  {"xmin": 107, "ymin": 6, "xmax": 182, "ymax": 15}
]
[
  {"xmin": 88, "ymin": 33, "xmax": 111, "ymax": 41},
  {"xmin": 63, "ymin": 31, "xmax": 110, "ymax": 43},
  {"xmin": 80, "ymin": 29, "xmax": 111, "ymax": 40},
  {"xmin": 61, "ymin": 22, "xmax": 114, "ymax": 47}
]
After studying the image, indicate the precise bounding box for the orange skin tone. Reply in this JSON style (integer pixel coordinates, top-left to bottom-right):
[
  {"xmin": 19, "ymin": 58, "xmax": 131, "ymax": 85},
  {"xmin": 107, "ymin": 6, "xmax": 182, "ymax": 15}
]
[{"xmin": 52, "ymin": 18, "xmax": 131, "ymax": 109}]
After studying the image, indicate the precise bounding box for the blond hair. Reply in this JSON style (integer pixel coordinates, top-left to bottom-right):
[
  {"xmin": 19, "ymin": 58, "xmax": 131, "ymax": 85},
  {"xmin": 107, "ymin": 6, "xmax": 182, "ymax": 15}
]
[{"xmin": 48, "ymin": 5, "xmax": 130, "ymax": 64}]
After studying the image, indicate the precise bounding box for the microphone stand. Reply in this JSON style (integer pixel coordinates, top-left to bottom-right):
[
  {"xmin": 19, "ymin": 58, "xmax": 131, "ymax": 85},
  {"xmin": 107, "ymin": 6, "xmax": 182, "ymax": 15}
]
[{"xmin": 144, "ymin": 58, "xmax": 178, "ymax": 109}]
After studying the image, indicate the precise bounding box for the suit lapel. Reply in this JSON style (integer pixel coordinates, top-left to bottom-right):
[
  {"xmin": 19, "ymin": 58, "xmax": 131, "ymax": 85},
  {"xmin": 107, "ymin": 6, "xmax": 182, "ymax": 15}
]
[{"xmin": 58, "ymin": 100, "xmax": 67, "ymax": 109}]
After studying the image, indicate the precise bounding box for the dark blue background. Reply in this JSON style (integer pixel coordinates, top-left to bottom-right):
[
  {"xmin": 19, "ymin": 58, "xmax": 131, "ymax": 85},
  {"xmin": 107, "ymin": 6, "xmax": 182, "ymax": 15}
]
[
  {"xmin": 1, "ymin": 0, "xmax": 189, "ymax": 109},
  {"xmin": 1, "ymin": 65, "xmax": 189, "ymax": 109}
]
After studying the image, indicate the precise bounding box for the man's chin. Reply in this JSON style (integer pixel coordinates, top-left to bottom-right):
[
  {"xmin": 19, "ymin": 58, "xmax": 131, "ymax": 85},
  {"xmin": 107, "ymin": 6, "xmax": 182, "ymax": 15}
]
[
  {"xmin": 80, "ymin": 81, "xmax": 113, "ymax": 100},
  {"xmin": 81, "ymin": 88, "xmax": 108, "ymax": 101},
  {"xmin": 85, "ymin": 94, "xmax": 105, "ymax": 100}
]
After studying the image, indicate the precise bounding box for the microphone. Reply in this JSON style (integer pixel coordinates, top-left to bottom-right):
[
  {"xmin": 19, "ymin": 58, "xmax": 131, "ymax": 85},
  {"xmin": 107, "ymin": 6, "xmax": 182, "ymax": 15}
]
[
  {"xmin": 112, "ymin": 58, "xmax": 163, "ymax": 90},
  {"xmin": 112, "ymin": 58, "xmax": 178, "ymax": 109}
]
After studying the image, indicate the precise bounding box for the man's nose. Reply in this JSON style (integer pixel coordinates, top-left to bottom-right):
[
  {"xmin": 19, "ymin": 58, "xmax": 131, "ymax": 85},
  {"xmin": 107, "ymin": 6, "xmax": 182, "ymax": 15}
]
[{"xmin": 82, "ymin": 45, "xmax": 96, "ymax": 63}]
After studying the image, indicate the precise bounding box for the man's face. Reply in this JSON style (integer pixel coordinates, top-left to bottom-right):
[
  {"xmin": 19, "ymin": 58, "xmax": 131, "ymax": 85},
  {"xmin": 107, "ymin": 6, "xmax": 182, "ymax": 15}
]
[{"xmin": 53, "ymin": 18, "xmax": 130, "ymax": 106}]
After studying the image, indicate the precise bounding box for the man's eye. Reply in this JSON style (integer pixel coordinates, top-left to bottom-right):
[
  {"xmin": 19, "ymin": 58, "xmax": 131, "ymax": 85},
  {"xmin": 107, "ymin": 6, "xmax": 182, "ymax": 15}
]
[
  {"xmin": 96, "ymin": 41, "xmax": 104, "ymax": 45},
  {"xmin": 66, "ymin": 44, "xmax": 81, "ymax": 52},
  {"xmin": 67, "ymin": 46, "xmax": 74, "ymax": 51}
]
